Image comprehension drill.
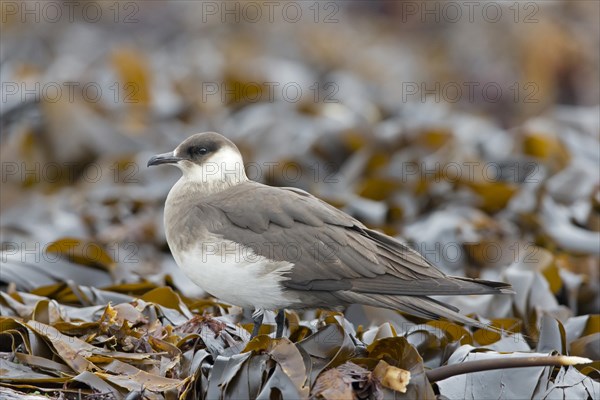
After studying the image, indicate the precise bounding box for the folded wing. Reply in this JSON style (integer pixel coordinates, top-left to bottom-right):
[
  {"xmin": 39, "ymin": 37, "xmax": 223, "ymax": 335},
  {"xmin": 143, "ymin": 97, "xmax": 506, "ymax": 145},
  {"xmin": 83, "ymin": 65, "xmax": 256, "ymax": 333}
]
[{"xmin": 191, "ymin": 182, "xmax": 512, "ymax": 299}]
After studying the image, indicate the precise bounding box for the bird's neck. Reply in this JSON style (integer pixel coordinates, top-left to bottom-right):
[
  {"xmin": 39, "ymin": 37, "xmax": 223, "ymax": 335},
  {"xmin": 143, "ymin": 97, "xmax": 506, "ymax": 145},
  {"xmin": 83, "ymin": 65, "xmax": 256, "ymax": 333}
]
[
  {"xmin": 168, "ymin": 172, "xmax": 247, "ymax": 205},
  {"xmin": 164, "ymin": 174, "xmax": 247, "ymax": 249}
]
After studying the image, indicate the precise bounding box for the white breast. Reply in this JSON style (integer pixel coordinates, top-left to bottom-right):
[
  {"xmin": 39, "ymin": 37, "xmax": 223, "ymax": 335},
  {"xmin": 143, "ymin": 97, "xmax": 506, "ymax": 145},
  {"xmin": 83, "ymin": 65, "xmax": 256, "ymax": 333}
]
[{"xmin": 172, "ymin": 239, "xmax": 300, "ymax": 310}]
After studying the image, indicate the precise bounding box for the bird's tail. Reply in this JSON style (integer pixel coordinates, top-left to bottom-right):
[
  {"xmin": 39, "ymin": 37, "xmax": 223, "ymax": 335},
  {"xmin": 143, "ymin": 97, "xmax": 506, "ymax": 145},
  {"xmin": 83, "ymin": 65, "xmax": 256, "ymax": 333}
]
[
  {"xmin": 333, "ymin": 291, "xmax": 510, "ymax": 335},
  {"xmin": 451, "ymin": 276, "xmax": 515, "ymax": 295}
]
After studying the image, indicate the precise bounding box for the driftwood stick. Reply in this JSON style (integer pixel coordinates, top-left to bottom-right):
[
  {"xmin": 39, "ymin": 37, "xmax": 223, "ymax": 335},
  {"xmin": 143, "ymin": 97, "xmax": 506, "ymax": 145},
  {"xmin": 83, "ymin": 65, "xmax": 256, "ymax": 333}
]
[{"xmin": 426, "ymin": 355, "xmax": 592, "ymax": 383}]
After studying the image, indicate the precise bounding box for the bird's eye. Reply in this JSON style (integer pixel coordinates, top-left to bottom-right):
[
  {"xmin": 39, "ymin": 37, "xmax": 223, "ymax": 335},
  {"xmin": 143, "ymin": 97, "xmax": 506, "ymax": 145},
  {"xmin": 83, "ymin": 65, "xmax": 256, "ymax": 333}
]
[{"xmin": 190, "ymin": 146, "xmax": 208, "ymax": 157}]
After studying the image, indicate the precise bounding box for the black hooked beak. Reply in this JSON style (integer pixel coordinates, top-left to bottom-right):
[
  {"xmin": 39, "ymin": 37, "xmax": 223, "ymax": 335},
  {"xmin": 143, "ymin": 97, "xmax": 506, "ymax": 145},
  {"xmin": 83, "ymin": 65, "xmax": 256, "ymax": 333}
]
[{"xmin": 147, "ymin": 152, "xmax": 183, "ymax": 167}]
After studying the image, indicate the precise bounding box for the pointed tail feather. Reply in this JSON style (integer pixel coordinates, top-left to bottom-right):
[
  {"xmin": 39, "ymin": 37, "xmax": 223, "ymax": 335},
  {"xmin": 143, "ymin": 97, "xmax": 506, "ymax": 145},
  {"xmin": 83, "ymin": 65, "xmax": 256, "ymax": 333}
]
[
  {"xmin": 334, "ymin": 291, "xmax": 510, "ymax": 334},
  {"xmin": 345, "ymin": 275, "xmax": 514, "ymax": 296},
  {"xmin": 451, "ymin": 276, "xmax": 515, "ymax": 295}
]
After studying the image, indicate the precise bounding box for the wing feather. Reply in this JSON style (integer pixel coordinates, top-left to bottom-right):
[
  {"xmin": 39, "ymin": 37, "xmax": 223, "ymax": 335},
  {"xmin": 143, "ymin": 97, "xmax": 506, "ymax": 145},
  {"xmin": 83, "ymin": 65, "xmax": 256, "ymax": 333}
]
[{"xmin": 192, "ymin": 182, "xmax": 511, "ymax": 297}]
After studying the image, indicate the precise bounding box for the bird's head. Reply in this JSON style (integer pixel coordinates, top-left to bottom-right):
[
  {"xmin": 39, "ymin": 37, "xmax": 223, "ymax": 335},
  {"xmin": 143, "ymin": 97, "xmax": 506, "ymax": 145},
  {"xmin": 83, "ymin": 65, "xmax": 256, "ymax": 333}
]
[{"xmin": 148, "ymin": 132, "xmax": 247, "ymax": 190}]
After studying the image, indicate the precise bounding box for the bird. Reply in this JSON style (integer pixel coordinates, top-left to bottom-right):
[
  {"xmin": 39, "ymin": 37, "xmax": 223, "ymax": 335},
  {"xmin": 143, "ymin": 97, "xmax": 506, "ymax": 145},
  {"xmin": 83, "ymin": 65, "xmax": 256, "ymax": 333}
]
[{"xmin": 148, "ymin": 132, "xmax": 513, "ymax": 338}]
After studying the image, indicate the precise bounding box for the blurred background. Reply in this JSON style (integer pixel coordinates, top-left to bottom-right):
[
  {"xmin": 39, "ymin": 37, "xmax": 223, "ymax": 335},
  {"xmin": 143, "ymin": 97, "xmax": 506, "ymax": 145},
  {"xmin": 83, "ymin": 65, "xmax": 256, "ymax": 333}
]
[{"xmin": 1, "ymin": 0, "xmax": 599, "ymax": 327}]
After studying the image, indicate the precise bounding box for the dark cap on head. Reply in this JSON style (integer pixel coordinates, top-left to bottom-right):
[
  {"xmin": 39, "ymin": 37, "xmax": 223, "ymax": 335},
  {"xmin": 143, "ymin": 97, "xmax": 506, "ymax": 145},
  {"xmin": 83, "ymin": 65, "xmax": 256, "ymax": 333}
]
[{"xmin": 147, "ymin": 132, "xmax": 239, "ymax": 167}]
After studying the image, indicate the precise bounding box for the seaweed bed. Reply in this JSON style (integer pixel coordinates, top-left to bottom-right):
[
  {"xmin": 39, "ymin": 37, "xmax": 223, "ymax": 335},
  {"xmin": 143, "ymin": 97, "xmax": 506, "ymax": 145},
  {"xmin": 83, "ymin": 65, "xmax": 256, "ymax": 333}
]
[{"xmin": 1, "ymin": 1, "xmax": 599, "ymax": 399}]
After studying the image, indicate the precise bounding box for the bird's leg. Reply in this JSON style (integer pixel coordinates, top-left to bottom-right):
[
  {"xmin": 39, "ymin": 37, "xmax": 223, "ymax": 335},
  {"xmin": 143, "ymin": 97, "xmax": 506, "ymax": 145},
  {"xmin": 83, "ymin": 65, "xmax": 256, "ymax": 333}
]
[
  {"xmin": 251, "ymin": 308, "xmax": 264, "ymax": 338},
  {"xmin": 275, "ymin": 309, "xmax": 285, "ymax": 338}
]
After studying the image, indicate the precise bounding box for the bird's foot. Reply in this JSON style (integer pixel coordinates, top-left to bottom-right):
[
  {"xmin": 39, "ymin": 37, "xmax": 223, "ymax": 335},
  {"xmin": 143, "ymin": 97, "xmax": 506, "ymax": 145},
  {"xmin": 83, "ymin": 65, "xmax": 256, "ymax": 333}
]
[
  {"xmin": 275, "ymin": 309, "xmax": 285, "ymax": 338},
  {"xmin": 250, "ymin": 308, "xmax": 264, "ymax": 338}
]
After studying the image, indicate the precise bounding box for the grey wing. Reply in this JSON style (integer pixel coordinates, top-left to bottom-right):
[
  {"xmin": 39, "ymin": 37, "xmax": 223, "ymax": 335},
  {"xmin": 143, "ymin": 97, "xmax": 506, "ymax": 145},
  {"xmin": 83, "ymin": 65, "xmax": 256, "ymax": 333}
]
[{"xmin": 195, "ymin": 182, "xmax": 511, "ymax": 297}]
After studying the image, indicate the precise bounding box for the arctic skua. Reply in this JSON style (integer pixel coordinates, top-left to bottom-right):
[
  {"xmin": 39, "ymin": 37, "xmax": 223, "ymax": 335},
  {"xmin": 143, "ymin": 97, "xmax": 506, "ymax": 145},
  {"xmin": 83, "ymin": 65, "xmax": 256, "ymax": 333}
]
[{"xmin": 148, "ymin": 132, "xmax": 513, "ymax": 337}]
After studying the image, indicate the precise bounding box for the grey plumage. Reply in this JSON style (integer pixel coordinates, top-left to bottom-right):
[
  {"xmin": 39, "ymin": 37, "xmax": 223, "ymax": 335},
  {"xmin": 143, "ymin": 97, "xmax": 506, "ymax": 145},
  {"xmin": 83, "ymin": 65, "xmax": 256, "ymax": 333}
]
[
  {"xmin": 149, "ymin": 132, "xmax": 514, "ymax": 333},
  {"xmin": 181, "ymin": 182, "xmax": 511, "ymax": 328}
]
